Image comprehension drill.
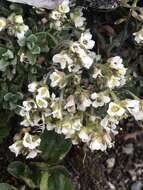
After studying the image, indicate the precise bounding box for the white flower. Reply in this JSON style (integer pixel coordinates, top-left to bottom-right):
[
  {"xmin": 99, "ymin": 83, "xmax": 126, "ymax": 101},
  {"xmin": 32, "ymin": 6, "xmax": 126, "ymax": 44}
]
[
  {"xmin": 70, "ymin": 9, "xmax": 86, "ymax": 28},
  {"xmin": 100, "ymin": 116, "xmax": 119, "ymax": 134},
  {"xmin": 70, "ymin": 42, "xmax": 84, "ymax": 54},
  {"xmin": 54, "ymin": 20, "xmax": 63, "ymax": 31},
  {"xmin": 36, "ymin": 97, "xmax": 48, "ymax": 108},
  {"xmin": 80, "ymin": 53, "xmax": 93, "ymax": 69},
  {"xmin": 79, "ymin": 129, "xmax": 90, "ymax": 143},
  {"xmin": 51, "ymin": 100, "xmax": 63, "ymax": 120},
  {"xmin": 23, "ymin": 100, "xmax": 37, "ymax": 111},
  {"xmin": 28, "ymin": 82, "xmax": 38, "ymax": 92},
  {"xmin": 92, "ymin": 68, "xmax": 103, "ymax": 79},
  {"xmin": 108, "ymin": 56, "xmax": 127, "ymax": 76},
  {"xmin": 37, "ymin": 86, "xmax": 50, "ymax": 98},
  {"xmin": 50, "ymin": 11, "xmax": 62, "ymax": 20},
  {"xmin": 89, "ymin": 133, "xmax": 112, "ymax": 151},
  {"xmin": 133, "ymin": 27, "xmax": 143, "ymax": 44},
  {"xmin": 0, "ymin": 17, "xmax": 6, "ymax": 31},
  {"xmin": 58, "ymin": 0, "xmax": 70, "ymax": 13},
  {"xmin": 20, "ymin": 111, "xmax": 40, "ymax": 127},
  {"xmin": 89, "ymin": 137, "xmax": 105, "ymax": 151},
  {"xmin": 108, "ymin": 56, "xmax": 123, "ymax": 68},
  {"xmin": 91, "ymin": 92, "xmax": 110, "ymax": 108},
  {"xmin": 53, "ymin": 53, "xmax": 73, "ymax": 70},
  {"xmin": 50, "ymin": 70, "xmax": 66, "ymax": 88},
  {"xmin": 62, "ymin": 120, "xmax": 75, "ymax": 137},
  {"xmin": 20, "ymin": 118, "xmax": 31, "ymax": 127},
  {"xmin": 73, "ymin": 16, "xmax": 86, "ymax": 28},
  {"xmin": 16, "ymin": 24, "xmax": 29, "ymax": 40},
  {"xmin": 23, "ymin": 133, "xmax": 41, "ymax": 150},
  {"xmin": 71, "ymin": 42, "xmax": 93, "ymax": 69},
  {"xmin": 9, "ymin": 141, "xmax": 23, "ymax": 157},
  {"xmin": 125, "ymin": 99, "xmax": 140, "ymax": 112},
  {"xmin": 79, "ymin": 31, "xmax": 95, "ymax": 50},
  {"xmin": 125, "ymin": 99, "xmax": 143, "ymax": 121},
  {"xmin": 14, "ymin": 15, "xmax": 24, "ymax": 24},
  {"xmin": 107, "ymin": 102, "xmax": 125, "ymax": 117},
  {"xmin": 26, "ymin": 149, "xmax": 39, "ymax": 159},
  {"xmin": 78, "ymin": 94, "xmax": 92, "ymax": 111},
  {"xmin": 73, "ymin": 119, "xmax": 82, "ymax": 131},
  {"xmin": 107, "ymin": 75, "xmax": 121, "ymax": 89},
  {"xmin": 64, "ymin": 95, "xmax": 76, "ymax": 113}
]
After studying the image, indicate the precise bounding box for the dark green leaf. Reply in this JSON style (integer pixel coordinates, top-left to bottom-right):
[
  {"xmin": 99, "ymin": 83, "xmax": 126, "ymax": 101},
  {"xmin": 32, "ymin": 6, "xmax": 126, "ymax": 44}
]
[
  {"xmin": 8, "ymin": 161, "xmax": 36, "ymax": 189},
  {"xmin": 40, "ymin": 130, "xmax": 72, "ymax": 163},
  {"xmin": 48, "ymin": 167, "xmax": 74, "ymax": 190}
]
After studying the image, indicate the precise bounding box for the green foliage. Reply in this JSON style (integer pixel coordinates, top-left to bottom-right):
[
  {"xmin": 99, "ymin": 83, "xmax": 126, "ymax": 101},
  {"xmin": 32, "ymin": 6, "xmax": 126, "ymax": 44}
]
[
  {"xmin": 8, "ymin": 161, "xmax": 39, "ymax": 189},
  {"xmin": 0, "ymin": 183, "xmax": 17, "ymax": 190},
  {"xmin": 40, "ymin": 130, "xmax": 72, "ymax": 163},
  {"xmin": 8, "ymin": 161, "xmax": 74, "ymax": 190},
  {"xmin": 48, "ymin": 166, "xmax": 74, "ymax": 190}
]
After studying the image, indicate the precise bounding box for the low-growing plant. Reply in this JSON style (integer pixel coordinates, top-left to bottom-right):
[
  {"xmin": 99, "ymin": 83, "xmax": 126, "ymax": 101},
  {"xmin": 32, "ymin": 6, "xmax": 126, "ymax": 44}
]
[{"xmin": 0, "ymin": 0, "xmax": 143, "ymax": 189}]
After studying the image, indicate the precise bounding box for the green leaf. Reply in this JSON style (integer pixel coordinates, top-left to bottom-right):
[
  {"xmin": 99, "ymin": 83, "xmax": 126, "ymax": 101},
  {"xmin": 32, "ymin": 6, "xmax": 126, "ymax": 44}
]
[
  {"xmin": 48, "ymin": 167, "xmax": 74, "ymax": 190},
  {"xmin": 0, "ymin": 59, "xmax": 10, "ymax": 71},
  {"xmin": 40, "ymin": 130, "xmax": 72, "ymax": 163},
  {"xmin": 26, "ymin": 51, "xmax": 37, "ymax": 65},
  {"xmin": 36, "ymin": 32, "xmax": 49, "ymax": 53},
  {"xmin": 0, "ymin": 183, "xmax": 17, "ymax": 190},
  {"xmin": 31, "ymin": 45, "xmax": 41, "ymax": 55},
  {"xmin": 2, "ymin": 50, "xmax": 14, "ymax": 60},
  {"xmin": 27, "ymin": 34, "xmax": 37, "ymax": 44},
  {"xmin": 8, "ymin": 161, "xmax": 36, "ymax": 189}
]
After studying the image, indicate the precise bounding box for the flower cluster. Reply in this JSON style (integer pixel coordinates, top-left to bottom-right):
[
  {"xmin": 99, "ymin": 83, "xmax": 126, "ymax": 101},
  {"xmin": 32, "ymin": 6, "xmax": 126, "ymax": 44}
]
[
  {"xmin": 14, "ymin": 77, "xmax": 143, "ymax": 154},
  {"xmin": 8, "ymin": 1, "xmax": 143, "ymax": 159},
  {"xmin": 0, "ymin": 14, "xmax": 29, "ymax": 44},
  {"xmin": 12, "ymin": 48, "xmax": 143, "ymax": 154},
  {"xmin": 49, "ymin": 0, "xmax": 70, "ymax": 30},
  {"xmin": 9, "ymin": 132, "xmax": 41, "ymax": 159},
  {"xmin": 52, "ymin": 29, "xmax": 95, "ymax": 72},
  {"xmin": 49, "ymin": 0, "xmax": 86, "ymax": 30},
  {"xmin": 106, "ymin": 56, "xmax": 127, "ymax": 89}
]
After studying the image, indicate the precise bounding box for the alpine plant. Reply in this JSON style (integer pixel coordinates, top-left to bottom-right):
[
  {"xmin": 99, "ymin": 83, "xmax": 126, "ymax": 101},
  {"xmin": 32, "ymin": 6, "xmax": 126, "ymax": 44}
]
[{"xmin": 9, "ymin": 0, "xmax": 143, "ymax": 159}]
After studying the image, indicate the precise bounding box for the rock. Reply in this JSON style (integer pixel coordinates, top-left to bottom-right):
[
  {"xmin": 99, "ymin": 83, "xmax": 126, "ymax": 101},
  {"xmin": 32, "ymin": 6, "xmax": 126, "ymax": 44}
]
[
  {"xmin": 6, "ymin": 0, "xmax": 64, "ymax": 9},
  {"xmin": 123, "ymin": 143, "xmax": 134, "ymax": 155},
  {"xmin": 106, "ymin": 157, "xmax": 115, "ymax": 168},
  {"xmin": 131, "ymin": 181, "xmax": 142, "ymax": 190},
  {"xmin": 78, "ymin": 0, "xmax": 119, "ymax": 10}
]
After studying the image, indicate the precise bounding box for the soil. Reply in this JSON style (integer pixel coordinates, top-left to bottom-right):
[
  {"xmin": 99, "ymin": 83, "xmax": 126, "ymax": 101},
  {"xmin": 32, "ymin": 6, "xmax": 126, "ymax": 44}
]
[{"xmin": 66, "ymin": 119, "xmax": 143, "ymax": 190}]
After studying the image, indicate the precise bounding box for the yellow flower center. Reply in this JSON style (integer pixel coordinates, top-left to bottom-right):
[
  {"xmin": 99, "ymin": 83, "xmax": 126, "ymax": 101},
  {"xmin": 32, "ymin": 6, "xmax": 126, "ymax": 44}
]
[{"xmin": 111, "ymin": 105, "xmax": 120, "ymax": 112}]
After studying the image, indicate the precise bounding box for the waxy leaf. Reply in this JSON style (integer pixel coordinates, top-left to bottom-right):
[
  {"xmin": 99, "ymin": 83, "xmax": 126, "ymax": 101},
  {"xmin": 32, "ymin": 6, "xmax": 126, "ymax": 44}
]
[
  {"xmin": 48, "ymin": 166, "xmax": 74, "ymax": 190},
  {"xmin": 6, "ymin": 0, "xmax": 64, "ymax": 9},
  {"xmin": 40, "ymin": 130, "xmax": 72, "ymax": 163}
]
